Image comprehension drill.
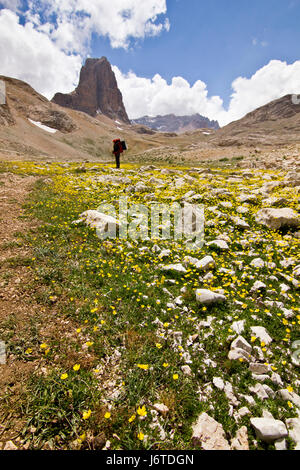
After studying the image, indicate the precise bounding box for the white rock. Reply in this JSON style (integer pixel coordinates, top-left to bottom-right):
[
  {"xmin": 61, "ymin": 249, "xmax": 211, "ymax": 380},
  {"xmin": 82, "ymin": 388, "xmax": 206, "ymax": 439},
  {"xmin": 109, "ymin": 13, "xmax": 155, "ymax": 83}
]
[
  {"xmin": 231, "ymin": 426, "xmax": 249, "ymax": 450},
  {"xmin": 183, "ymin": 255, "xmax": 200, "ymax": 266},
  {"xmin": 251, "ymin": 281, "xmax": 267, "ymax": 292},
  {"xmin": 153, "ymin": 403, "xmax": 169, "ymax": 417},
  {"xmin": 286, "ymin": 417, "xmax": 300, "ymax": 450},
  {"xmin": 278, "ymin": 390, "xmax": 300, "ymax": 409},
  {"xmin": 195, "ymin": 289, "xmax": 226, "ymax": 306},
  {"xmin": 250, "ymin": 326, "xmax": 273, "ymax": 345},
  {"xmin": 280, "ymin": 283, "xmax": 290, "ymax": 294},
  {"xmin": 195, "ymin": 256, "xmax": 216, "ymax": 272},
  {"xmin": 207, "ymin": 240, "xmax": 229, "ymax": 251},
  {"xmin": 224, "ymin": 382, "xmax": 240, "ymax": 407},
  {"xmin": 293, "ymin": 265, "xmax": 300, "ymax": 278},
  {"xmin": 238, "ymin": 194, "xmax": 257, "ymax": 204},
  {"xmin": 270, "ymin": 373, "xmax": 284, "ymax": 387},
  {"xmin": 262, "ymin": 409, "xmax": 274, "ymax": 419},
  {"xmin": 213, "ymin": 377, "xmax": 225, "ymax": 390},
  {"xmin": 242, "ymin": 395, "xmax": 256, "ymax": 406},
  {"xmin": 249, "ymin": 363, "xmax": 270, "ymax": 375},
  {"xmin": 263, "ymin": 384, "xmax": 275, "ymax": 399},
  {"xmin": 75, "ymin": 210, "xmax": 119, "ymax": 237},
  {"xmin": 249, "ymin": 384, "xmax": 269, "ymax": 400},
  {"xmin": 250, "ymin": 258, "xmax": 265, "ymax": 269},
  {"xmin": 0, "ymin": 340, "xmax": 6, "ymax": 365},
  {"xmin": 250, "ymin": 418, "xmax": 288, "ymax": 443},
  {"xmin": 158, "ymin": 249, "xmax": 171, "ymax": 259},
  {"xmin": 236, "ymin": 206, "xmax": 249, "ymax": 214},
  {"xmin": 228, "ymin": 348, "xmax": 251, "ymax": 362},
  {"xmin": 231, "ymin": 320, "xmax": 245, "ymax": 334},
  {"xmin": 236, "ymin": 407, "xmax": 251, "ymax": 419},
  {"xmin": 252, "ymin": 374, "xmax": 269, "ymax": 382},
  {"xmin": 192, "ymin": 413, "xmax": 231, "ymax": 450},
  {"xmin": 231, "ymin": 336, "xmax": 252, "ymax": 354},
  {"xmin": 175, "ymin": 203, "xmax": 204, "ymax": 236},
  {"xmin": 274, "ymin": 438, "xmax": 286, "ymax": 450},
  {"xmin": 161, "ymin": 264, "xmax": 187, "ymax": 274},
  {"xmin": 255, "ymin": 208, "xmax": 300, "ymax": 230},
  {"xmin": 181, "ymin": 365, "xmax": 192, "ymax": 376},
  {"xmin": 231, "ymin": 216, "xmax": 250, "ymax": 229}
]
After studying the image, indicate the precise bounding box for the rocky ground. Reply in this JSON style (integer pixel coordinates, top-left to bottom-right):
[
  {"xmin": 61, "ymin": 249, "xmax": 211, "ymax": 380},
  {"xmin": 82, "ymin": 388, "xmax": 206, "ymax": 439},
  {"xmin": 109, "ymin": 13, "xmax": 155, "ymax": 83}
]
[{"xmin": 0, "ymin": 159, "xmax": 299, "ymax": 450}]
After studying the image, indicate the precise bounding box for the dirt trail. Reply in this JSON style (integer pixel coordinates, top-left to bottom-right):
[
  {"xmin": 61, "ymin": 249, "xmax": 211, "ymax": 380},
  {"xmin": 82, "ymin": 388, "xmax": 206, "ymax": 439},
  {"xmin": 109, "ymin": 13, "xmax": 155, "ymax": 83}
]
[
  {"xmin": 0, "ymin": 173, "xmax": 97, "ymax": 450},
  {"xmin": 0, "ymin": 173, "xmax": 40, "ymax": 448}
]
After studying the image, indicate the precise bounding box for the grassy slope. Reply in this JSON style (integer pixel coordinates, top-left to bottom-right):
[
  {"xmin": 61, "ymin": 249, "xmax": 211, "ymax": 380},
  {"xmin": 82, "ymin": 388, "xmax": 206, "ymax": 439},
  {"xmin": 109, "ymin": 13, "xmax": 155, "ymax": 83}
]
[{"xmin": 0, "ymin": 160, "xmax": 299, "ymax": 450}]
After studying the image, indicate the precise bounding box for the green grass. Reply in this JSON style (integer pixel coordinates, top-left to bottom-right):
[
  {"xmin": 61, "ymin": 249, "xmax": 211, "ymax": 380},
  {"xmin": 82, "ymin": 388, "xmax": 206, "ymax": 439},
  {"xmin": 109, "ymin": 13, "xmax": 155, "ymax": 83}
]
[{"xmin": 0, "ymin": 161, "xmax": 299, "ymax": 450}]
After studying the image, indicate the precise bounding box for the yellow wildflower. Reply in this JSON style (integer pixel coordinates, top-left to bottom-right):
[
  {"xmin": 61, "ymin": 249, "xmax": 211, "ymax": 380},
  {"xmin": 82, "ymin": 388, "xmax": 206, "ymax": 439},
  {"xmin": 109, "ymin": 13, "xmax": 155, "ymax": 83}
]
[
  {"xmin": 82, "ymin": 409, "xmax": 92, "ymax": 420},
  {"xmin": 137, "ymin": 406, "xmax": 147, "ymax": 417}
]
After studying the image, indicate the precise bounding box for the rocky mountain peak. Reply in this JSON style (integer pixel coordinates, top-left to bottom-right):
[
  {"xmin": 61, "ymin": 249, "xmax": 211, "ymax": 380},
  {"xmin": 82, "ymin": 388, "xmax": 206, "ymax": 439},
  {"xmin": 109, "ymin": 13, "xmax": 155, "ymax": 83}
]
[
  {"xmin": 52, "ymin": 57, "xmax": 130, "ymax": 123},
  {"xmin": 132, "ymin": 113, "xmax": 219, "ymax": 134}
]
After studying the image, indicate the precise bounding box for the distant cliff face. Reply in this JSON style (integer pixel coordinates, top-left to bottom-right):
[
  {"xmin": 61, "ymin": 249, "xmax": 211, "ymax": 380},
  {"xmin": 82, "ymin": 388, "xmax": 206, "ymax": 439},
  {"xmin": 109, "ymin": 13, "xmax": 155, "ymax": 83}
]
[
  {"xmin": 132, "ymin": 114, "xmax": 219, "ymax": 134},
  {"xmin": 52, "ymin": 57, "xmax": 130, "ymax": 124}
]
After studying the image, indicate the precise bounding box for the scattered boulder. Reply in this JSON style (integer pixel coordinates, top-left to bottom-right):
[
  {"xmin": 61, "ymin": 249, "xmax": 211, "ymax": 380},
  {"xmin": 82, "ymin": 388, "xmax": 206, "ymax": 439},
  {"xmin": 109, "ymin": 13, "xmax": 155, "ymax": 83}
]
[
  {"xmin": 161, "ymin": 263, "xmax": 187, "ymax": 274},
  {"xmin": 278, "ymin": 389, "xmax": 300, "ymax": 409},
  {"xmin": 231, "ymin": 216, "xmax": 250, "ymax": 229},
  {"xmin": 250, "ymin": 417, "xmax": 288, "ymax": 443},
  {"xmin": 195, "ymin": 255, "xmax": 216, "ymax": 271},
  {"xmin": 213, "ymin": 377, "xmax": 225, "ymax": 390},
  {"xmin": 250, "ymin": 281, "xmax": 267, "ymax": 292},
  {"xmin": 286, "ymin": 417, "xmax": 300, "ymax": 450},
  {"xmin": 152, "ymin": 403, "xmax": 169, "ymax": 417},
  {"xmin": 195, "ymin": 289, "xmax": 226, "ymax": 306},
  {"xmin": 192, "ymin": 413, "xmax": 231, "ymax": 450},
  {"xmin": 249, "ymin": 363, "xmax": 270, "ymax": 375},
  {"xmin": 228, "ymin": 336, "xmax": 252, "ymax": 362},
  {"xmin": 250, "ymin": 326, "xmax": 273, "ymax": 345},
  {"xmin": 207, "ymin": 240, "xmax": 229, "ymax": 251},
  {"xmin": 255, "ymin": 208, "xmax": 300, "ymax": 230},
  {"xmin": 231, "ymin": 426, "xmax": 249, "ymax": 450},
  {"xmin": 74, "ymin": 210, "xmax": 119, "ymax": 238}
]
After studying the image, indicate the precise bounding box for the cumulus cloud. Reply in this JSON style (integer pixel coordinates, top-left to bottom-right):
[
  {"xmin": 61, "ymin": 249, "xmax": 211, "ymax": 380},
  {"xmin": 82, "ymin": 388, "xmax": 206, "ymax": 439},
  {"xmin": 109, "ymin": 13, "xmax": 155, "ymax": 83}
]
[
  {"xmin": 0, "ymin": 0, "xmax": 20, "ymax": 11},
  {"xmin": 114, "ymin": 60, "xmax": 300, "ymax": 126},
  {"xmin": 113, "ymin": 67, "xmax": 224, "ymax": 121},
  {"xmin": 0, "ymin": 1, "xmax": 170, "ymax": 98},
  {"xmin": 226, "ymin": 60, "xmax": 300, "ymax": 124},
  {"xmin": 0, "ymin": 9, "xmax": 81, "ymax": 99},
  {"xmin": 0, "ymin": 2, "xmax": 299, "ymax": 126},
  {"xmin": 24, "ymin": 0, "xmax": 170, "ymax": 52}
]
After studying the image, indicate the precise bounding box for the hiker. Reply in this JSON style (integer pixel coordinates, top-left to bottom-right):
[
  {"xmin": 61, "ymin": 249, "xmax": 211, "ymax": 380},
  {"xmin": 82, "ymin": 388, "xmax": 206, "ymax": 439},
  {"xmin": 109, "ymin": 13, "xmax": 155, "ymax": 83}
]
[{"xmin": 112, "ymin": 138, "xmax": 123, "ymax": 169}]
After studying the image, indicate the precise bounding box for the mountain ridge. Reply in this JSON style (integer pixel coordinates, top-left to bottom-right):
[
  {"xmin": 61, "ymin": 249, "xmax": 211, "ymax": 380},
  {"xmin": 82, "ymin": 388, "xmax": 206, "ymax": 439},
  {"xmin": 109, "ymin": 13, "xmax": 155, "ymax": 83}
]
[{"xmin": 132, "ymin": 113, "xmax": 219, "ymax": 134}]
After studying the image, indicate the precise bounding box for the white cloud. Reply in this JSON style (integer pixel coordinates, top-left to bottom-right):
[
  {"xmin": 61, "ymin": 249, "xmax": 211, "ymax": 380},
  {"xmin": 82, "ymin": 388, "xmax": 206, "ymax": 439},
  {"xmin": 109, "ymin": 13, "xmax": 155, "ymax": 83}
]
[
  {"xmin": 0, "ymin": 3, "xmax": 299, "ymax": 127},
  {"xmin": 252, "ymin": 38, "xmax": 269, "ymax": 47},
  {"xmin": 114, "ymin": 59, "xmax": 300, "ymax": 126},
  {"xmin": 0, "ymin": 0, "xmax": 20, "ymax": 11},
  {"xmin": 226, "ymin": 60, "xmax": 300, "ymax": 124},
  {"xmin": 113, "ymin": 67, "xmax": 224, "ymax": 122},
  {"xmin": 24, "ymin": 0, "xmax": 170, "ymax": 52},
  {"xmin": 0, "ymin": 9, "xmax": 81, "ymax": 99},
  {"xmin": 0, "ymin": 1, "xmax": 170, "ymax": 98}
]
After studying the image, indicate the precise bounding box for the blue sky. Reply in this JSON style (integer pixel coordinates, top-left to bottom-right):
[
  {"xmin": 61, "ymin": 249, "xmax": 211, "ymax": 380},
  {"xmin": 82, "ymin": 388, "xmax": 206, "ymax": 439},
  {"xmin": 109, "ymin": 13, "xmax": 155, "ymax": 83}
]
[
  {"xmin": 92, "ymin": 0, "xmax": 300, "ymax": 107},
  {"xmin": 0, "ymin": 0, "xmax": 299, "ymax": 125}
]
